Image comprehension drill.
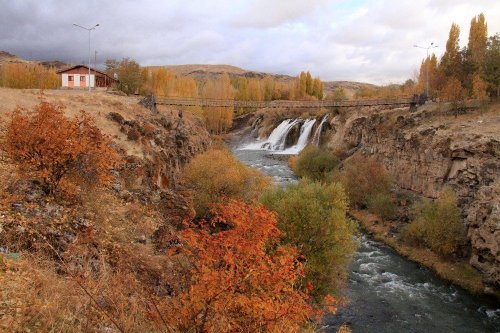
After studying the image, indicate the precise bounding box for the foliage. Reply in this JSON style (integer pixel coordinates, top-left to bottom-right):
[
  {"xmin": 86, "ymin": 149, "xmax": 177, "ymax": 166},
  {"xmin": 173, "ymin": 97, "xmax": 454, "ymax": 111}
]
[
  {"xmin": 107, "ymin": 58, "xmax": 144, "ymax": 95},
  {"xmin": 260, "ymin": 180, "xmax": 357, "ymax": 300},
  {"xmin": 366, "ymin": 193, "xmax": 398, "ymax": 220},
  {"xmin": 415, "ymin": 13, "xmax": 499, "ymax": 99},
  {"xmin": 142, "ymin": 67, "xmax": 198, "ymax": 98},
  {"xmin": 292, "ymin": 145, "xmax": 339, "ymax": 182},
  {"xmin": 441, "ymin": 77, "xmax": 465, "ymax": 102},
  {"xmin": 173, "ymin": 199, "xmax": 320, "ymax": 332},
  {"xmin": 341, "ymin": 154, "xmax": 392, "ymax": 208},
  {"xmin": 202, "ymin": 74, "xmax": 234, "ymax": 134},
  {"xmin": 402, "ymin": 187, "xmax": 466, "ymax": 257},
  {"xmin": 483, "ymin": 33, "xmax": 499, "ymax": 97},
  {"xmin": 467, "ymin": 13, "xmax": 488, "ymax": 70},
  {"xmin": 292, "ymin": 71, "xmax": 324, "ymax": 100},
  {"xmin": 3, "ymin": 101, "xmax": 119, "ymax": 194},
  {"xmin": 183, "ymin": 148, "xmax": 270, "ymax": 217},
  {"xmin": 329, "ymin": 88, "xmax": 348, "ymax": 102},
  {"xmin": 0, "ymin": 63, "xmax": 60, "ymax": 89},
  {"xmin": 417, "ymin": 54, "xmax": 439, "ymax": 98},
  {"xmin": 472, "ymin": 73, "xmax": 488, "ymax": 100},
  {"xmin": 439, "ymin": 23, "xmax": 462, "ymax": 80}
]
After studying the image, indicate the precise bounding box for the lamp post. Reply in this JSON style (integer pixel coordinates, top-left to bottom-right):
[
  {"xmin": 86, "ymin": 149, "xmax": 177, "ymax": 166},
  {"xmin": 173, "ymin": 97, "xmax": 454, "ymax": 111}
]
[
  {"xmin": 73, "ymin": 23, "xmax": 99, "ymax": 92},
  {"xmin": 414, "ymin": 42, "xmax": 438, "ymax": 98}
]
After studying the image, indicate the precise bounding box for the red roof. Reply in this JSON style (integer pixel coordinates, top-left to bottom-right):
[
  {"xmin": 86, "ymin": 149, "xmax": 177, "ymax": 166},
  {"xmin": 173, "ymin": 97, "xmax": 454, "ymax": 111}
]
[{"xmin": 57, "ymin": 65, "xmax": 116, "ymax": 81}]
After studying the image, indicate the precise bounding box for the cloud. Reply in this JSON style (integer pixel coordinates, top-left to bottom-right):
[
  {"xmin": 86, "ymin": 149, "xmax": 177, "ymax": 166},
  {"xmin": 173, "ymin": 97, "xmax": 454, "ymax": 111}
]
[{"xmin": 0, "ymin": 0, "xmax": 499, "ymax": 84}]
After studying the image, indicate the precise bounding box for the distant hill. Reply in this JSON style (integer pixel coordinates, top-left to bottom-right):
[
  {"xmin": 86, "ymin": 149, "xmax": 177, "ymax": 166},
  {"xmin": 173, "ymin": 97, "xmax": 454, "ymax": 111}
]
[
  {"xmin": 1, "ymin": 51, "xmax": 376, "ymax": 97},
  {"xmin": 0, "ymin": 51, "xmax": 68, "ymax": 70},
  {"xmin": 151, "ymin": 64, "xmax": 377, "ymax": 98},
  {"xmin": 0, "ymin": 51, "xmax": 30, "ymax": 66}
]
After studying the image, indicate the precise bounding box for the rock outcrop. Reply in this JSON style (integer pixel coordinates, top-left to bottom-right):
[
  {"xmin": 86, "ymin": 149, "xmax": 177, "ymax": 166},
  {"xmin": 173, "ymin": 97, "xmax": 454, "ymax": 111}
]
[{"xmin": 326, "ymin": 103, "xmax": 499, "ymax": 290}]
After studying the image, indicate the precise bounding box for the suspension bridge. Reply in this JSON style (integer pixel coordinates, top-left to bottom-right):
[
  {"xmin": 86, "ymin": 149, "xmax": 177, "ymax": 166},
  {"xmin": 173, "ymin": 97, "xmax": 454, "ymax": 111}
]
[{"xmin": 154, "ymin": 95, "xmax": 424, "ymax": 109}]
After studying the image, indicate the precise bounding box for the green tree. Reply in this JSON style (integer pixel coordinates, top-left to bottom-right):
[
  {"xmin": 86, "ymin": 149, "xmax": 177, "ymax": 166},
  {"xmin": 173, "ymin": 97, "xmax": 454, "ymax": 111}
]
[
  {"xmin": 292, "ymin": 146, "xmax": 339, "ymax": 182},
  {"xmin": 260, "ymin": 180, "xmax": 357, "ymax": 299},
  {"xmin": 483, "ymin": 33, "xmax": 500, "ymax": 97},
  {"xmin": 403, "ymin": 187, "xmax": 465, "ymax": 257},
  {"xmin": 115, "ymin": 58, "xmax": 144, "ymax": 95}
]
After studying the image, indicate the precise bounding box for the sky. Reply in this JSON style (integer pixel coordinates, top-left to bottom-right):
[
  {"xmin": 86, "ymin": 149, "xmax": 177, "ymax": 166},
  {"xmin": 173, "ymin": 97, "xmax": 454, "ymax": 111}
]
[{"xmin": 1, "ymin": 0, "xmax": 499, "ymax": 85}]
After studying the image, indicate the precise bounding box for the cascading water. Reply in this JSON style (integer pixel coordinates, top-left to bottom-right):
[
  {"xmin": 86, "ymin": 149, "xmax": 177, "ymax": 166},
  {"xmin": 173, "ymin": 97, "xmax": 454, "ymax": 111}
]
[
  {"xmin": 279, "ymin": 118, "xmax": 316, "ymax": 154},
  {"xmin": 312, "ymin": 114, "xmax": 328, "ymax": 146},
  {"xmin": 242, "ymin": 118, "xmax": 300, "ymax": 151},
  {"xmin": 241, "ymin": 118, "xmax": 318, "ymax": 154}
]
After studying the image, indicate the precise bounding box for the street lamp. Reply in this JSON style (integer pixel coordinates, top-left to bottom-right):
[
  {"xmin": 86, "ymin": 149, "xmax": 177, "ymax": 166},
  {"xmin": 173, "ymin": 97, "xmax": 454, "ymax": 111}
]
[
  {"xmin": 414, "ymin": 42, "xmax": 438, "ymax": 98},
  {"xmin": 73, "ymin": 23, "xmax": 99, "ymax": 92}
]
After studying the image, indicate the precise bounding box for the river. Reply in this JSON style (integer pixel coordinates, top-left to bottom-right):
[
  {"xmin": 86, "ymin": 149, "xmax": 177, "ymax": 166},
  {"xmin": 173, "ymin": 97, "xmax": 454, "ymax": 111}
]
[{"xmin": 231, "ymin": 146, "xmax": 500, "ymax": 333}]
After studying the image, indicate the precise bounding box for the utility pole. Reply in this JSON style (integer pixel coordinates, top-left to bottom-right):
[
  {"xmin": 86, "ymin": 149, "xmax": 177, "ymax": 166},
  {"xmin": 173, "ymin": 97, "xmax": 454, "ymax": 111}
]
[
  {"xmin": 414, "ymin": 42, "xmax": 438, "ymax": 98},
  {"xmin": 73, "ymin": 23, "xmax": 99, "ymax": 92}
]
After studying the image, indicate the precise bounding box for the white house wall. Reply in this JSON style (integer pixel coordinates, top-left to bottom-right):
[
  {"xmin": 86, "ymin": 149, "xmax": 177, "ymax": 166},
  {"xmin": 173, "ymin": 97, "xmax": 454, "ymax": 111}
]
[
  {"xmin": 60, "ymin": 73, "xmax": 95, "ymax": 88},
  {"xmin": 62, "ymin": 74, "xmax": 69, "ymax": 86}
]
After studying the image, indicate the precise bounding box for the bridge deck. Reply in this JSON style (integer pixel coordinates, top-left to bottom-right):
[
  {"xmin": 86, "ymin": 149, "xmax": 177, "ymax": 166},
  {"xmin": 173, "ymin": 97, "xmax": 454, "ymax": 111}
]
[{"xmin": 156, "ymin": 97, "xmax": 414, "ymax": 108}]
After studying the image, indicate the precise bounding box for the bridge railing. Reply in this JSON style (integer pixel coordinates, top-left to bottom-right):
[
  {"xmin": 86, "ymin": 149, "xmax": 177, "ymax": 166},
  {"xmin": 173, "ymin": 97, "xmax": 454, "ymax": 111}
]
[{"xmin": 155, "ymin": 96, "xmax": 414, "ymax": 108}]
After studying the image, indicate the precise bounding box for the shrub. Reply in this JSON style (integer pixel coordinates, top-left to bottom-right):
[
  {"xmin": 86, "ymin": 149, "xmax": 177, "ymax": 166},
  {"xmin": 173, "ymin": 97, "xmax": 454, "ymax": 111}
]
[
  {"xmin": 3, "ymin": 101, "xmax": 119, "ymax": 194},
  {"xmin": 366, "ymin": 193, "xmax": 398, "ymax": 220},
  {"xmin": 292, "ymin": 145, "xmax": 340, "ymax": 182},
  {"xmin": 402, "ymin": 187, "xmax": 465, "ymax": 257},
  {"xmin": 341, "ymin": 154, "xmax": 392, "ymax": 208},
  {"xmin": 260, "ymin": 180, "xmax": 357, "ymax": 299},
  {"xmin": 183, "ymin": 148, "xmax": 270, "ymax": 217},
  {"xmin": 173, "ymin": 199, "xmax": 319, "ymax": 332}
]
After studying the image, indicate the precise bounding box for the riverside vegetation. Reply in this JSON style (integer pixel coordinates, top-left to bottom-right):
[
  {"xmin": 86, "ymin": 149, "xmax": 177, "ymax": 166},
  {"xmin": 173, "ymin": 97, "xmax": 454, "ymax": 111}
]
[
  {"xmin": 289, "ymin": 142, "xmax": 488, "ymax": 295},
  {"xmin": 0, "ymin": 100, "xmax": 355, "ymax": 332}
]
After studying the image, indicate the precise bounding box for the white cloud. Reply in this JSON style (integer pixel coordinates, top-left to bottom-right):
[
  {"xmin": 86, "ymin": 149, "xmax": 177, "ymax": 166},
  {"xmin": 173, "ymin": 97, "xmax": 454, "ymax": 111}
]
[{"xmin": 0, "ymin": 0, "xmax": 499, "ymax": 84}]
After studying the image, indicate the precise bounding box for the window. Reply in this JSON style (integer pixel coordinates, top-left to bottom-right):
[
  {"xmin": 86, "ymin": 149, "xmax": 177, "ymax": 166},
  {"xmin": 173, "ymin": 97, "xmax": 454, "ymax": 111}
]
[
  {"xmin": 80, "ymin": 76, "xmax": 86, "ymax": 82},
  {"xmin": 68, "ymin": 76, "xmax": 74, "ymax": 81}
]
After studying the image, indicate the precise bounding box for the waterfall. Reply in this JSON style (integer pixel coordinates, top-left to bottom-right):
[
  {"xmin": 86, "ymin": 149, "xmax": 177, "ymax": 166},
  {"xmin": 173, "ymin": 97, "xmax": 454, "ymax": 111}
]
[
  {"xmin": 312, "ymin": 114, "xmax": 328, "ymax": 146},
  {"xmin": 240, "ymin": 118, "xmax": 316, "ymax": 154},
  {"xmin": 279, "ymin": 118, "xmax": 316, "ymax": 154}
]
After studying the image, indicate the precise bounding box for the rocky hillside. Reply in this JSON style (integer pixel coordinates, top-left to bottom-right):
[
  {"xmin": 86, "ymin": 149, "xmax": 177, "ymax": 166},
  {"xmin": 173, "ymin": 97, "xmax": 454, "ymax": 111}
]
[
  {"xmin": 234, "ymin": 101, "xmax": 499, "ymax": 293},
  {"xmin": 0, "ymin": 51, "xmax": 68, "ymax": 69},
  {"xmin": 0, "ymin": 88, "xmax": 210, "ymax": 194},
  {"xmin": 325, "ymin": 102, "xmax": 499, "ymax": 291}
]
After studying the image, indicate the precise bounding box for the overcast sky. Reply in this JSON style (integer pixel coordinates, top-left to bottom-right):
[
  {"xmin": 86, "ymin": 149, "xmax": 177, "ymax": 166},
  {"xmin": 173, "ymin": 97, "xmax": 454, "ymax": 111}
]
[{"xmin": 1, "ymin": 0, "xmax": 499, "ymax": 84}]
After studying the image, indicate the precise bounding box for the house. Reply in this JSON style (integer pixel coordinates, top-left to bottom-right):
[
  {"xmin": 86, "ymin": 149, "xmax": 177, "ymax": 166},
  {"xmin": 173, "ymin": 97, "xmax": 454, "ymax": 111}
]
[{"xmin": 57, "ymin": 65, "xmax": 116, "ymax": 89}]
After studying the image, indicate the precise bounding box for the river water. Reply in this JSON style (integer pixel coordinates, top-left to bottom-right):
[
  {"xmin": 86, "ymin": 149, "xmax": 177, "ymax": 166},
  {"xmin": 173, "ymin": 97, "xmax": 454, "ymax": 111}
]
[{"xmin": 231, "ymin": 145, "xmax": 500, "ymax": 333}]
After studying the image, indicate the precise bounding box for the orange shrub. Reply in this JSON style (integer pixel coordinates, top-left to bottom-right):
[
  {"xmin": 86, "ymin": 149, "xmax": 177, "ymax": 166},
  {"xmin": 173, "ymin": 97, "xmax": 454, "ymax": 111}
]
[
  {"xmin": 3, "ymin": 101, "xmax": 119, "ymax": 193},
  {"xmin": 183, "ymin": 148, "xmax": 270, "ymax": 217},
  {"xmin": 172, "ymin": 199, "xmax": 319, "ymax": 332},
  {"xmin": 341, "ymin": 154, "xmax": 392, "ymax": 208}
]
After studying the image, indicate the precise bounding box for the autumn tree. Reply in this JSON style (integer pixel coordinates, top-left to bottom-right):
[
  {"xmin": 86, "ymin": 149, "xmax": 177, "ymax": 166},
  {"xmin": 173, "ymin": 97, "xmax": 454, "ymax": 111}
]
[
  {"xmin": 0, "ymin": 63, "xmax": 60, "ymax": 89},
  {"xmin": 417, "ymin": 54, "xmax": 439, "ymax": 97},
  {"xmin": 467, "ymin": 13, "xmax": 488, "ymax": 71},
  {"xmin": 3, "ymin": 101, "xmax": 119, "ymax": 194},
  {"xmin": 171, "ymin": 199, "xmax": 319, "ymax": 332},
  {"xmin": 202, "ymin": 74, "xmax": 234, "ymax": 134},
  {"xmin": 441, "ymin": 76, "xmax": 465, "ymax": 103},
  {"xmin": 143, "ymin": 67, "xmax": 198, "ymax": 98},
  {"xmin": 108, "ymin": 58, "xmax": 144, "ymax": 95},
  {"xmin": 439, "ymin": 23, "xmax": 462, "ymax": 82},
  {"xmin": 472, "ymin": 72, "xmax": 488, "ymax": 100}
]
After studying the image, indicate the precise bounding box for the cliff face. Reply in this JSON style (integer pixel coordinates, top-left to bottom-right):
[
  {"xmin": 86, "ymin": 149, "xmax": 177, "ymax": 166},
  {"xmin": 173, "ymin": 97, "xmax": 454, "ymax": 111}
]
[{"xmin": 326, "ymin": 103, "xmax": 499, "ymax": 288}]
